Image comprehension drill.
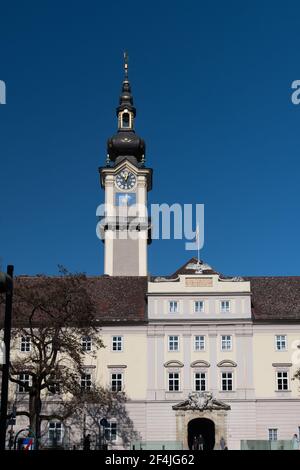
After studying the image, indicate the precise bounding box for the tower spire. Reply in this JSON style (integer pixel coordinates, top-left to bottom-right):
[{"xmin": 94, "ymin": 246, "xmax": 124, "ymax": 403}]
[
  {"xmin": 106, "ymin": 54, "xmax": 145, "ymax": 166},
  {"xmin": 124, "ymin": 51, "xmax": 129, "ymax": 79}
]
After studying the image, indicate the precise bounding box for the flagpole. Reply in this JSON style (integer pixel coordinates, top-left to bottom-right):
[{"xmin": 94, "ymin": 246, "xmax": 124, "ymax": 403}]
[{"xmin": 196, "ymin": 224, "xmax": 200, "ymax": 266}]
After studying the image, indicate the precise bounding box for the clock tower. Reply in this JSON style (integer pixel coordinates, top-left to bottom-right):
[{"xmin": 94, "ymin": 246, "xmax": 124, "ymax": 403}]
[{"xmin": 99, "ymin": 58, "xmax": 152, "ymax": 276}]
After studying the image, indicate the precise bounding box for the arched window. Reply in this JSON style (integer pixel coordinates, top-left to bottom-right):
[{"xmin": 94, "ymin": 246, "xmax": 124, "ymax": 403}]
[{"xmin": 122, "ymin": 112, "xmax": 130, "ymax": 128}]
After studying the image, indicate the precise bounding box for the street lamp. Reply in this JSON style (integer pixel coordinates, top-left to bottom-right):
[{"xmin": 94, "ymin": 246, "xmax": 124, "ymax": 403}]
[
  {"xmin": 99, "ymin": 418, "xmax": 109, "ymax": 450},
  {"xmin": 0, "ymin": 265, "xmax": 14, "ymax": 451}
]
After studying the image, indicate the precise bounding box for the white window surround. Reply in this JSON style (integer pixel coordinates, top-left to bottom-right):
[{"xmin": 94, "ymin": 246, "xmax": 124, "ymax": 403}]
[
  {"xmin": 119, "ymin": 109, "xmax": 132, "ymax": 130},
  {"xmin": 275, "ymin": 335, "xmax": 287, "ymax": 351},
  {"xmin": 111, "ymin": 372, "xmax": 123, "ymax": 392},
  {"xmin": 112, "ymin": 336, "xmax": 124, "ymax": 352},
  {"xmin": 268, "ymin": 429, "xmax": 278, "ymax": 441},
  {"xmin": 168, "ymin": 300, "xmax": 179, "ymax": 313},
  {"xmin": 82, "ymin": 336, "xmax": 92, "ymax": 352},
  {"xmin": 168, "ymin": 372, "xmax": 180, "ymax": 391},
  {"xmin": 220, "ymin": 371, "xmax": 234, "ymax": 392},
  {"xmin": 168, "ymin": 335, "xmax": 180, "ymax": 352},
  {"xmin": 81, "ymin": 373, "xmax": 92, "ymax": 391},
  {"xmin": 20, "ymin": 336, "xmax": 31, "ymax": 353},
  {"xmin": 194, "ymin": 300, "xmax": 205, "ymax": 313},
  {"xmin": 18, "ymin": 373, "xmax": 31, "ymax": 393},
  {"xmin": 194, "ymin": 335, "xmax": 206, "ymax": 351},
  {"xmin": 193, "ymin": 372, "xmax": 207, "ymax": 392},
  {"xmin": 105, "ymin": 421, "xmax": 118, "ymax": 442},
  {"xmin": 220, "ymin": 300, "xmax": 231, "ymax": 313},
  {"xmin": 221, "ymin": 335, "xmax": 232, "ymax": 351},
  {"xmin": 48, "ymin": 422, "xmax": 64, "ymax": 444},
  {"xmin": 276, "ymin": 370, "xmax": 290, "ymax": 391}
]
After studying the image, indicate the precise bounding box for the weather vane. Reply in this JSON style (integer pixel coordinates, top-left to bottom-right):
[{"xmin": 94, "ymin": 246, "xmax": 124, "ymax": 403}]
[{"xmin": 124, "ymin": 51, "xmax": 129, "ymax": 78}]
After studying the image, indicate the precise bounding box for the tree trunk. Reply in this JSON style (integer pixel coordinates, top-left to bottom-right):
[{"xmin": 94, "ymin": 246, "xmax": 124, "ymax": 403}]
[{"xmin": 29, "ymin": 390, "xmax": 41, "ymax": 450}]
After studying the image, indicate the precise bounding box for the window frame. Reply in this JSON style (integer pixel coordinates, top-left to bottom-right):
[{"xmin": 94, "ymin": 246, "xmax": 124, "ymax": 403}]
[
  {"xmin": 194, "ymin": 300, "xmax": 204, "ymax": 313},
  {"xmin": 268, "ymin": 428, "xmax": 278, "ymax": 441},
  {"xmin": 82, "ymin": 336, "xmax": 92, "ymax": 352},
  {"xmin": 112, "ymin": 336, "xmax": 124, "ymax": 352},
  {"xmin": 221, "ymin": 335, "xmax": 232, "ymax": 352},
  {"xmin": 168, "ymin": 335, "xmax": 180, "ymax": 352},
  {"xmin": 48, "ymin": 381, "xmax": 60, "ymax": 395},
  {"xmin": 220, "ymin": 300, "xmax": 231, "ymax": 313},
  {"xmin": 275, "ymin": 335, "xmax": 287, "ymax": 351},
  {"xmin": 111, "ymin": 372, "xmax": 123, "ymax": 392},
  {"xmin": 18, "ymin": 373, "xmax": 31, "ymax": 393},
  {"xmin": 221, "ymin": 371, "xmax": 233, "ymax": 391},
  {"xmin": 119, "ymin": 109, "xmax": 132, "ymax": 130},
  {"xmin": 168, "ymin": 372, "xmax": 180, "ymax": 392},
  {"xmin": 276, "ymin": 370, "xmax": 289, "ymax": 391},
  {"xmin": 48, "ymin": 421, "xmax": 63, "ymax": 444},
  {"xmin": 194, "ymin": 371, "xmax": 207, "ymax": 392},
  {"xmin": 20, "ymin": 336, "xmax": 31, "ymax": 353},
  {"xmin": 168, "ymin": 300, "xmax": 179, "ymax": 314},
  {"xmin": 81, "ymin": 373, "xmax": 92, "ymax": 392},
  {"xmin": 105, "ymin": 421, "xmax": 118, "ymax": 442},
  {"xmin": 194, "ymin": 335, "xmax": 205, "ymax": 352}
]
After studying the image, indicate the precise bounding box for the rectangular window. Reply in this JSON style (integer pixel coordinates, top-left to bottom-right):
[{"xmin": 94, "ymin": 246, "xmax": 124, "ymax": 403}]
[
  {"xmin": 268, "ymin": 429, "xmax": 278, "ymax": 441},
  {"xmin": 112, "ymin": 336, "xmax": 123, "ymax": 352},
  {"xmin": 169, "ymin": 301, "xmax": 178, "ymax": 313},
  {"xmin": 48, "ymin": 422, "xmax": 63, "ymax": 444},
  {"xmin": 111, "ymin": 373, "xmax": 123, "ymax": 392},
  {"xmin": 105, "ymin": 422, "xmax": 117, "ymax": 442},
  {"xmin": 276, "ymin": 371, "xmax": 289, "ymax": 391},
  {"xmin": 275, "ymin": 335, "xmax": 287, "ymax": 351},
  {"xmin": 168, "ymin": 372, "xmax": 180, "ymax": 391},
  {"xmin": 81, "ymin": 373, "xmax": 92, "ymax": 391},
  {"xmin": 82, "ymin": 336, "xmax": 92, "ymax": 352},
  {"xmin": 18, "ymin": 373, "xmax": 31, "ymax": 393},
  {"xmin": 168, "ymin": 335, "xmax": 179, "ymax": 351},
  {"xmin": 194, "ymin": 301, "xmax": 204, "ymax": 313},
  {"xmin": 194, "ymin": 372, "xmax": 207, "ymax": 391},
  {"xmin": 194, "ymin": 335, "xmax": 205, "ymax": 351},
  {"xmin": 221, "ymin": 372, "xmax": 233, "ymax": 391},
  {"xmin": 20, "ymin": 336, "xmax": 31, "ymax": 352},
  {"xmin": 48, "ymin": 382, "xmax": 60, "ymax": 395},
  {"xmin": 221, "ymin": 300, "xmax": 230, "ymax": 313},
  {"xmin": 221, "ymin": 335, "xmax": 232, "ymax": 351}
]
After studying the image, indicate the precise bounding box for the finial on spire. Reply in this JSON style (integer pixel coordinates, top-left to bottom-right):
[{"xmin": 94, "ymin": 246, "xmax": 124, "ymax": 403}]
[{"xmin": 124, "ymin": 51, "xmax": 129, "ymax": 79}]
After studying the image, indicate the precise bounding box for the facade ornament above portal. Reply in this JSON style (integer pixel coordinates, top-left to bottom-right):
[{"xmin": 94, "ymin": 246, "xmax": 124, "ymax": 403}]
[{"xmin": 172, "ymin": 392, "xmax": 231, "ymax": 411}]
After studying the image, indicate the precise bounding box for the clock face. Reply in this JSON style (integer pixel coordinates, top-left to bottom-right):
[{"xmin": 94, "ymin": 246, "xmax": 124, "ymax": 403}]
[{"xmin": 115, "ymin": 170, "xmax": 136, "ymax": 190}]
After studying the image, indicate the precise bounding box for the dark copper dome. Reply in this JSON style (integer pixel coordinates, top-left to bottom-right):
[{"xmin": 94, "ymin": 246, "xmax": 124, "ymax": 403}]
[{"xmin": 106, "ymin": 76, "xmax": 145, "ymax": 165}]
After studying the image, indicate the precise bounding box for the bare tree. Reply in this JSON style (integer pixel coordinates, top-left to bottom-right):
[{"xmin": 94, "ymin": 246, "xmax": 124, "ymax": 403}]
[
  {"xmin": 68, "ymin": 387, "xmax": 140, "ymax": 449},
  {"xmin": 3, "ymin": 268, "xmax": 104, "ymax": 449}
]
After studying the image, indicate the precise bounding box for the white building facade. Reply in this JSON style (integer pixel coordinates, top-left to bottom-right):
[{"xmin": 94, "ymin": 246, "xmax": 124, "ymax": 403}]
[{"xmin": 4, "ymin": 66, "xmax": 300, "ymax": 450}]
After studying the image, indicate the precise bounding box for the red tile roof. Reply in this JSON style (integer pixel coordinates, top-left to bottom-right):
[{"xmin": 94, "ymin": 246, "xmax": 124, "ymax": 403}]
[{"xmin": 245, "ymin": 276, "xmax": 300, "ymax": 322}]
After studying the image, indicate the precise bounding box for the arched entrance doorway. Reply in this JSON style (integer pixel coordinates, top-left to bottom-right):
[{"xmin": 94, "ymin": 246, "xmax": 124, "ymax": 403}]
[{"xmin": 188, "ymin": 418, "xmax": 215, "ymax": 450}]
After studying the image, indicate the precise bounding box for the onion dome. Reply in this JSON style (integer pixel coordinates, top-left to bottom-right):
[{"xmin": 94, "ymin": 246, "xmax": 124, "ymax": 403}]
[{"xmin": 106, "ymin": 54, "xmax": 145, "ymax": 166}]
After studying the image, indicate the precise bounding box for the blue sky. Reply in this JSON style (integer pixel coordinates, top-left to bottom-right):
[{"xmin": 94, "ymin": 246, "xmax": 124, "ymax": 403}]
[{"xmin": 0, "ymin": 1, "xmax": 300, "ymax": 277}]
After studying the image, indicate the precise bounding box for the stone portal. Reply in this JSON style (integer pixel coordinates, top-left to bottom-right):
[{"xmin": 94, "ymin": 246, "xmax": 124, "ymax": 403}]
[{"xmin": 172, "ymin": 392, "xmax": 230, "ymax": 450}]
